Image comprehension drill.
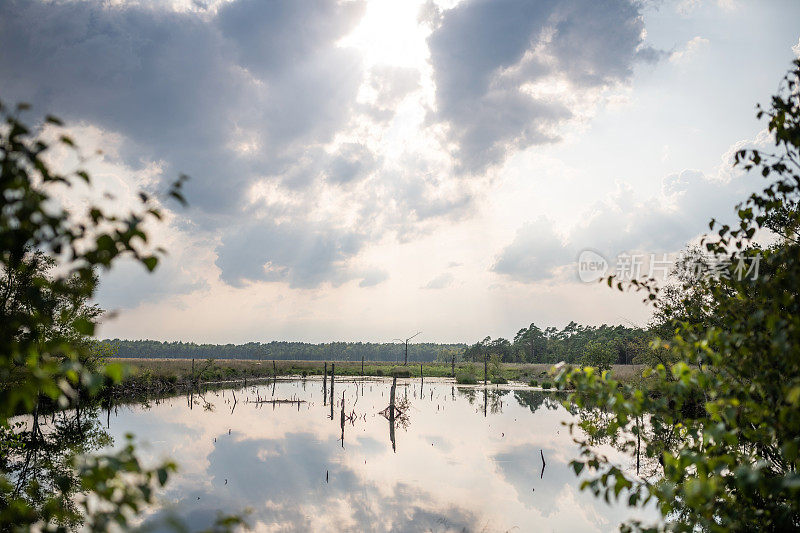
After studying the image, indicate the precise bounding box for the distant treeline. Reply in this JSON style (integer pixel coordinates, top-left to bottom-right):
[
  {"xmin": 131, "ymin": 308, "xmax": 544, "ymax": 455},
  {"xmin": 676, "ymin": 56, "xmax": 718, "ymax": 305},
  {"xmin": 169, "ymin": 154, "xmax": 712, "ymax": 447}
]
[
  {"xmin": 103, "ymin": 339, "xmax": 467, "ymax": 363},
  {"xmin": 103, "ymin": 321, "xmax": 650, "ymax": 365},
  {"xmin": 464, "ymin": 322, "xmax": 651, "ymax": 366}
]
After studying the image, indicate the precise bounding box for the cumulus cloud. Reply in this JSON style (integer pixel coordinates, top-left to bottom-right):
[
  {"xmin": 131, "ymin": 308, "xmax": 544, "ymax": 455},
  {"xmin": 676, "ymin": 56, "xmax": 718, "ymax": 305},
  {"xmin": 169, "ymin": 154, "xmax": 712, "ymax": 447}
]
[
  {"xmin": 670, "ymin": 36, "xmax": 710, "ymax": 64},
  {"xmin": 0, "ymin": 0, "xmax": 666, "ymax": 294},
  {"xmin": 493, "ymin": 153, "xmax": 767, "ymax": 284},
  {"xmin": 214, "ymin": 218, "xmax": 367, "ymax": 289},
  {"xmin": 357, "ymin": 268, "xmax": 389, "ymax": 287},
  {"xmin": 324, "ymin": 143, "xmax": 378, "ymax": 185},
  {"xmin": 492, "ymin": 217, "xmax": 571, "ymax": 282},
  {"xmin": 422, "ymin": 272, "xmax": 454, "ymax": 289},
  {"xmin": 0, "ymin": 0, "xmax": 369, "ymax": 211},
  {"xmin": 427, "ymin": 0, "xmax": 661, "ymax": 173}
]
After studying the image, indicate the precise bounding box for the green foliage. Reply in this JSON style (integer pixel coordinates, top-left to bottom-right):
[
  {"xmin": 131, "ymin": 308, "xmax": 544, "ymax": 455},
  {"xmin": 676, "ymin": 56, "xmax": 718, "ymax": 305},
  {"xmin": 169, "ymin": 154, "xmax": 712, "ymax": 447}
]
[
  {"xmin": 456, "ymin": 363, "xmax": 478, "ymax": 384},
  {"xmin": 580, "ymin": 340, "xmax": 617, "ymax": 372},
  {"xmin": 489, "ymin": 354, "xmax": 502, "ymax": 378},
  {"xmin": 466, "ymin": 323, "xmax": 651, "ymax": 364},
  {"xmin": 0, "ymin": 102, "xmax": 189, "ymax": 529},
  {"xmin": 555, "ymin": 60, "xmax": 800, "ymax": 532},
  {"xmin": 102, "ymin": 338, "xmax": 467, "ymax": 362}
]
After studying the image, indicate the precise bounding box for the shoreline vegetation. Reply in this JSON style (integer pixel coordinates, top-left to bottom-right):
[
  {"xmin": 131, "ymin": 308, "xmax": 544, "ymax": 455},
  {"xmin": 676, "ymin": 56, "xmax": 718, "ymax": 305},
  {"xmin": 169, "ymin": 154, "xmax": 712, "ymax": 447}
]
[{"xmin": 108, "ymin": 357, "xmax": 647, "ymax": 399}]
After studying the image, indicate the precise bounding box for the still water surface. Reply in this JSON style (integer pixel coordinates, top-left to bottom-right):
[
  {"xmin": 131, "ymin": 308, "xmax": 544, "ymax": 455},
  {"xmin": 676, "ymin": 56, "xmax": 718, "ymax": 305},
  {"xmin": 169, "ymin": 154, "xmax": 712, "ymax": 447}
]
[{"xmin": 105, "ymin": 377, "xmax": 658, "ymax": 532}]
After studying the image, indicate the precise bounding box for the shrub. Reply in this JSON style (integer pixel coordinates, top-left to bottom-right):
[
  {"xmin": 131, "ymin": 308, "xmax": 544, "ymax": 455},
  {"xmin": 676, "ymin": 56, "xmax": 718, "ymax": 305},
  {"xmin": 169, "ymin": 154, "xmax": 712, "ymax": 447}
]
[
  {"xmin": 541, "ymin": 382, "xmax": 551, "ymax": 389},
  {"xmin": 456, "ymin": 372, "xmax": 478, "ymax": 385},
  {"xmin": 529, "ymin": 379, "xmax": 538, "ymax": 387},
  {"xmin": 390, "ymin": 367, "xmax": 410, "ymax": 378}
]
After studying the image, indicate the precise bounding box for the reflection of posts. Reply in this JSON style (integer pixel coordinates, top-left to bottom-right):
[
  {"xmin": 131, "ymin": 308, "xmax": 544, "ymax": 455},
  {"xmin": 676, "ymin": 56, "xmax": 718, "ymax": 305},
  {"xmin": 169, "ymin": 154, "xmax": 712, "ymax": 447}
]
[
  {"xmin": 340, "ymin": 391, "xmax": 345, "ymax": 448},
  {"xmin": 389, "ymin": 376, "xmax": 397, "ymax": 452},
  {"xmin": 483, "ymin": 387, "xmax": 487, "ymax": 418},
  {"xmin": 540, "ymin": 449, "xmax": 546, "ymax": 479}
]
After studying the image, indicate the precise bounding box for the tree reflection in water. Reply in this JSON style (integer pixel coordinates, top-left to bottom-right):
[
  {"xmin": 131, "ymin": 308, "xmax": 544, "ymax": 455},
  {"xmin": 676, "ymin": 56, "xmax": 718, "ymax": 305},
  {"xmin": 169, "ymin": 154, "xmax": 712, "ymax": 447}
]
[{"xmin": 2, "ymin": 404, "xmax": 111, "ymax": 529}]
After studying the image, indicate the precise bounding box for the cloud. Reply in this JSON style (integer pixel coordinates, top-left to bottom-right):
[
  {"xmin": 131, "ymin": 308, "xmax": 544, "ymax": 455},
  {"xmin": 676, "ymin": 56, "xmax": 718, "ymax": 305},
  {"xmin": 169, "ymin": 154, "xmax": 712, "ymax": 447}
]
[
  {"xmin": 492, "ymin": 148, "xmax": 767, "ymax": 284},
  {"xmin": 670, "ymin": 36, "xmax": 710, "ymax": 64},
  {"xmin": 0, "ymin": 0, "xmax": 371, "ymax": 282},
  {"xmin": 214, "ymin": 218, "xmax": 367, "ymax": 289},
  {"xmin": 422, "ymin": 272, "xmax": 454, "ymax": 289},
  {"xmin": 0, "ymin": 0, "xmax": 668, "ymax": 296},
  {"xmin": 95, "ymin": 257, "xmax": 205, "ymax": 310},
  {"xmin": 358, "ymin": 268, "xmax": 389, "ymax": 287},
  {"xmin": 427, "ymin": 0, "xmax": 661, "ymax": 173},
  {"xmin": 492, "ymin": 217, "xmax": 572, "ymax": 282},
  {"xmin": 324, "ymin": 143, "xmax": 378, "ymax": 185},
  {"xmin": 0, "ymin": 0, "xmax": 492, "ymax": 293}
]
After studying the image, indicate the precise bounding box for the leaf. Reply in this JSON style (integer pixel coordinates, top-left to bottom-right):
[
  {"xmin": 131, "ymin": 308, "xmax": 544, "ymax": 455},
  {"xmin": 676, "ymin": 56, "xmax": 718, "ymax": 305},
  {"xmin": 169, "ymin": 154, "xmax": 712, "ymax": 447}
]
[{"xmin": 142, "ymin": 256, "xmax": 158, "ymax": 272}]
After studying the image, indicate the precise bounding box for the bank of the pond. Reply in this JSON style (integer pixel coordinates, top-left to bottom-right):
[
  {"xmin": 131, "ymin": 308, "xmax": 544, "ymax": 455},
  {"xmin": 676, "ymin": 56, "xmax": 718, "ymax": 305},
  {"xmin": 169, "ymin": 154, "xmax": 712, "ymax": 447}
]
[{"xmin": 107, "ymin": 358, "xmax": 648, "ymax": 398}]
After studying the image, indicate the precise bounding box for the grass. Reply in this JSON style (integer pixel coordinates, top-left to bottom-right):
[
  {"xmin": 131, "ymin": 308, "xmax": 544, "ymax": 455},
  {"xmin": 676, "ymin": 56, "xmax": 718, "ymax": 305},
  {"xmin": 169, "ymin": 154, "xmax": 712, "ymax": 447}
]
[{"xmin": 107, "ymin": 358, "xmax": 648, "ymax": 396}]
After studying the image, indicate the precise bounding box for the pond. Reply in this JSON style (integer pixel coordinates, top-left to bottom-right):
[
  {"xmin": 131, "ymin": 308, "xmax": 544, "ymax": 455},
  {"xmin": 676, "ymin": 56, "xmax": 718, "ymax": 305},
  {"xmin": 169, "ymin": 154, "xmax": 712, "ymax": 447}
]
[{"xmin": 88, "ymin": 377, "xmax": 658, "ymax": 532}]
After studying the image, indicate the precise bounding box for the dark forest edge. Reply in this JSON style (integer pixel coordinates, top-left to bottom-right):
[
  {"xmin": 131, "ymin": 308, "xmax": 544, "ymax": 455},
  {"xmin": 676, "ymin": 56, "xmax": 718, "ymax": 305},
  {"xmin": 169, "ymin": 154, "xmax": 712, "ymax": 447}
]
[{"xmin": 100, "ymin": 321, "xmax": 650, "ymax": 368}]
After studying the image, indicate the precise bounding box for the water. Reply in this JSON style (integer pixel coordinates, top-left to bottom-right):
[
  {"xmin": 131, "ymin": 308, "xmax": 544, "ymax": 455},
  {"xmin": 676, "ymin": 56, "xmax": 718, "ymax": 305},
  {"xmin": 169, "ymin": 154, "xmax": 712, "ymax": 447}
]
[{"xmin": 101, "ymin": 377, "xmax": 658, "ymax": 532}]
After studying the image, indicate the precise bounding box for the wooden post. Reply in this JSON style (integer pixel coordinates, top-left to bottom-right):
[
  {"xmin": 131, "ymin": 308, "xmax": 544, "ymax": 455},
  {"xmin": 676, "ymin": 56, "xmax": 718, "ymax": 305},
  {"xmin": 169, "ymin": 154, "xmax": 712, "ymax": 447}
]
[
  {"xmin": 361, "ymin": 356, "xmax": 364, "ymax": 376},
  {"xmin": 323, "ymin": 362, "xmax": 328, "ymax": 389},
  {"xmin": 420, "ymin": 363, "xmax": 423, "ymax": 384},
  {"xmin": 484, "ymin": 355, "xmax": 488, "ymax": 386},
  {"xmin": 330, "ymin": 363, "xmax": 335, "ymax": 418},
  {"xmin": 451, "ymin": 354, "xmax": 455, "ymax": 378},
  {"xmin": 404, "ymin": 340, "xmax": 408, "ymax": 366},
  {"xmin": 272, "ymin": 360, "xmax": 277, "ymax": 379},
  {"xmin": 389, "ymin": 376, "xmax": 396, "ymax": 415}
]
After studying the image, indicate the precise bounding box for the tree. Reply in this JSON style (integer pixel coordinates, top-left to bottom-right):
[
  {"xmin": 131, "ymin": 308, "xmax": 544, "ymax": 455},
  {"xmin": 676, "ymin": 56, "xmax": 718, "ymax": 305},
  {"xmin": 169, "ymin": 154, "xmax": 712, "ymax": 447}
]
[
  {"xmin": 555, "ymin": 60, "xmax": 800, "ymax": 531},
  {"xmin": 580, "ymin": 340, "xmax": 617, "ymax": 372},
  {"xmin": 0, "ymin": 102, "xmax": 186, "ymax": 530}
]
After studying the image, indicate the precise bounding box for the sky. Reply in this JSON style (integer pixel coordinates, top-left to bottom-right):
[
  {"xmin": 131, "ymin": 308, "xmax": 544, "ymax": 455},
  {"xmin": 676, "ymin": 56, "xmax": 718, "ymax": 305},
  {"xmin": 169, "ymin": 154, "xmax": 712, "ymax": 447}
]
[{"xmin": 1, "ymin": 0, "xmax": 798, "ymax": 344}]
